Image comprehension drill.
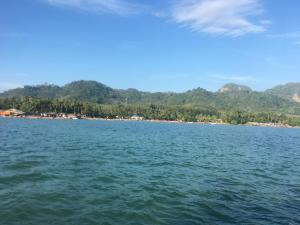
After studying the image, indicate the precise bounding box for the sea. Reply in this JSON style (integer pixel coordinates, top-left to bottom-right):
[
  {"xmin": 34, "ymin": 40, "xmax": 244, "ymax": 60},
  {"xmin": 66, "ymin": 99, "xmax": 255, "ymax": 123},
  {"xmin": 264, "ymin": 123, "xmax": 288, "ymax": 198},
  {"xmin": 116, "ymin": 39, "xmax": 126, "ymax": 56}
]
[{"xmin": 0, "ymin": 118, "xmax": 300, "ymax": 225}]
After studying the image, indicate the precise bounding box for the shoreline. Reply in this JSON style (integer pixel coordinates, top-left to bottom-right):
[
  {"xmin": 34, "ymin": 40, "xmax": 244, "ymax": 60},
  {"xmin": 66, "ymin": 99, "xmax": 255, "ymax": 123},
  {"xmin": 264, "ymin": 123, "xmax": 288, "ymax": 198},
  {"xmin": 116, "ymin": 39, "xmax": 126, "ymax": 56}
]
[{"xmin": 1, "ymin": 115, "xmax": 299, "ymax": 129}]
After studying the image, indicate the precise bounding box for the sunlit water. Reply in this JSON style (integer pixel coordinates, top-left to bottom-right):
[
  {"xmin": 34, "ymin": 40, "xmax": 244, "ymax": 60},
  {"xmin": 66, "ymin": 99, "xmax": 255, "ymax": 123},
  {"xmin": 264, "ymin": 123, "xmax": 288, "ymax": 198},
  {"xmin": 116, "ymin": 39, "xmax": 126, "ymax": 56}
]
[{"xmin": 0, "ymin": 118, "xmax": 300, "ymax": 225}]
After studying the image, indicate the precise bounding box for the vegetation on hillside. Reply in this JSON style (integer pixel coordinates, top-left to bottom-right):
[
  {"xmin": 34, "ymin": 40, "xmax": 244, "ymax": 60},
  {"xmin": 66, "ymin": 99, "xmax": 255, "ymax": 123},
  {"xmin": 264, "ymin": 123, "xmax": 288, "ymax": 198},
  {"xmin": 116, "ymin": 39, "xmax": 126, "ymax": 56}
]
[
  {"xmin": 1, "ymin": 80, "xmax": 300, "ymax": 115},
  {"xmin": 1, "ymin": 80, "xmax": 300, "ymax": 126},
  {"xmin": 266, "ymin": 83, "xmax": 300, "ymax": 102},
  {"xmin": 1, "ymin": 96, "xmax": 300, "ymax": 126}
]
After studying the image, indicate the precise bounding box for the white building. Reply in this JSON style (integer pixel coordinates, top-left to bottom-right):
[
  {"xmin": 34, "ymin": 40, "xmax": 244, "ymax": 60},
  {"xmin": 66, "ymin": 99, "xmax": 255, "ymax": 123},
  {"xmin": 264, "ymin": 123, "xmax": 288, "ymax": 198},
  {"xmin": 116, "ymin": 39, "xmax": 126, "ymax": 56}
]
[{"xmin": 130, "ymin": 114, "xmax": 144, "ymax": 120}]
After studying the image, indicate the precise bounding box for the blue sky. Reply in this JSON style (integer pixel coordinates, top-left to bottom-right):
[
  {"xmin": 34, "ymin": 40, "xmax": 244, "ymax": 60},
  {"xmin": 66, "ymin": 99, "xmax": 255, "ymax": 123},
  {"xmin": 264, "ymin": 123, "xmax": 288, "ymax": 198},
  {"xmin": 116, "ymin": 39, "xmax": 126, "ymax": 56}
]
[{"xmin": 0, "ymin": 0, "xmax": 300, "ymax": 92}]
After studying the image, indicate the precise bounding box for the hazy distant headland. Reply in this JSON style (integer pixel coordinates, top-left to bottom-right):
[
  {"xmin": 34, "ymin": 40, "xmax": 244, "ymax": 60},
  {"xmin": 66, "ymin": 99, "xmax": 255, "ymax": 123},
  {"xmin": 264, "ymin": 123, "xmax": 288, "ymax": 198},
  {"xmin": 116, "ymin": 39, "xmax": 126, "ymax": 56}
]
[{"xmin": 1, "ymin": 80, "xmax": 300, "ymax": 127}]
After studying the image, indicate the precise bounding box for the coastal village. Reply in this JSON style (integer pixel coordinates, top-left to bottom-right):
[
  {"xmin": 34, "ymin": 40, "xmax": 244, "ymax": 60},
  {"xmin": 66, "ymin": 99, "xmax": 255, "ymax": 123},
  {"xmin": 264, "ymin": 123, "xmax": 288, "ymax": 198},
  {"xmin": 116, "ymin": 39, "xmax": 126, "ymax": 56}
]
[
  {"xmin": 0, "ymin": 108, "xmax": 25, "ymax": 117},
  {"xmin": 0, "ymin": 108, "xmax": 144, "ymax": 121},
  {"xmin": 0, "ymin": 108, "xmax": 297, "ymax": 128}
]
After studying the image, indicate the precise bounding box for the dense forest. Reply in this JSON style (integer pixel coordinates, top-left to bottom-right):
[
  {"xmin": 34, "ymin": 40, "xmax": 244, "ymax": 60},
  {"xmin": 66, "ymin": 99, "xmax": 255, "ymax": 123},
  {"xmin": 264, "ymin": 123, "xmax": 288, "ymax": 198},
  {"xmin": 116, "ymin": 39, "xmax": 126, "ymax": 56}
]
[
  {"xmin": 1, "ymin": 96, "xmax": 300, "ymax": 126},
  {"xmin": 1, "ymin": 81, "xmax": 300, "ymax": 126},
  {"xmin": 1, "ymin": 80, "xmax": 300, "ymax": 112}
]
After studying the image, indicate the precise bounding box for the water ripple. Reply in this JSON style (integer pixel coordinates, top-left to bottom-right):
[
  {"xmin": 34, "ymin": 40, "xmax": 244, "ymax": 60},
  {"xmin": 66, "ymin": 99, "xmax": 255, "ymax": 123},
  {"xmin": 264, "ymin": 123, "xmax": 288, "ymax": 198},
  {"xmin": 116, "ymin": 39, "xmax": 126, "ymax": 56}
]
[{"xmin": 1, "ymin": 118, "xmax": 300, "ymax": 225}]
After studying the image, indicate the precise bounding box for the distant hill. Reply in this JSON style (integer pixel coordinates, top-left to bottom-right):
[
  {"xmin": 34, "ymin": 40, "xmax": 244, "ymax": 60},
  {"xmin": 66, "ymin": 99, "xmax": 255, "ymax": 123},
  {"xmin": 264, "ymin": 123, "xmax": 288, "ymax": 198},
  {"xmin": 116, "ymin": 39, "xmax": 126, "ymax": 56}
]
[
  {"xmin": 1, "ymin": 81, "xmax": 123, "ymax": 104},
  {"xmin": 266, "ymin": 83, "xmax": 300, "ymax": 103},
  {"xmin": 60, "ymin": 80, "xmax": 122, "ymax": 103},
  {"xmin": 218, "ymin": 83, "xmax": 252, "ymax": 93},
  {"xmin": 1, "ymin": 84, "xmax": 61, "ymax": 99},
  {"xmin": 1, "ymin": 80, "xmax": 300, "ymax": 115}
]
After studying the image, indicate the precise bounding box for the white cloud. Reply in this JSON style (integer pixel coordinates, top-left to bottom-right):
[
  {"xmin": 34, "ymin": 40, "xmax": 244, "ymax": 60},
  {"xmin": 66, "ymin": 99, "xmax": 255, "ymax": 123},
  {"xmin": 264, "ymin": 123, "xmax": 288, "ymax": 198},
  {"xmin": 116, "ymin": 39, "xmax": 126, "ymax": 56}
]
[
  {"xmin": 171, "ymin": 0, "xmax": 267, "ymax": 36},
  {"xmin": 45, "ymin": 0, "xmax": 144, "ymax": 16},
  {"xmin": 210, "ymin": 74, "xmax": 255, "ymax": 82},
  {"xmin": 259, "ymin": 20, "xmax": 272, "ymax": 25},
  {"xmin": 152, "ymin": 11, "xmax": 168, "ymax": 18}
]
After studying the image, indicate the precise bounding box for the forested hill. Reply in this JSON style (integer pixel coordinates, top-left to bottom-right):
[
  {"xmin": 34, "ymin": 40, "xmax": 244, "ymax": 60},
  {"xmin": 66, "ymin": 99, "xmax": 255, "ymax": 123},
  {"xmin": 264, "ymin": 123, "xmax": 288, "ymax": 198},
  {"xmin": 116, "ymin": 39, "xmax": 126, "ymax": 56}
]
[
  {"xmin": 1, "ymin": 80, "xmax": 300, "ymax": 115},
  {"xmin": 266, "ymin": 83, "xmax": 300, "ymax": 103},
  {"xmin": 0, "ymin": 81, "xmax": 121, "ymax": 104}
]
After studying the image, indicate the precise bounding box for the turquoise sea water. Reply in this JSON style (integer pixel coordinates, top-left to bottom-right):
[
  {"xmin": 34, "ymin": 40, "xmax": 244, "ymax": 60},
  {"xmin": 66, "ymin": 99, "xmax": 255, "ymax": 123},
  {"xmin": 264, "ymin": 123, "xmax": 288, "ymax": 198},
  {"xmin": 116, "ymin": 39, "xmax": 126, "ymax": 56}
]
[{"xmin": 0, "ymin": 118, "xmax": 300, "ymax": 225}]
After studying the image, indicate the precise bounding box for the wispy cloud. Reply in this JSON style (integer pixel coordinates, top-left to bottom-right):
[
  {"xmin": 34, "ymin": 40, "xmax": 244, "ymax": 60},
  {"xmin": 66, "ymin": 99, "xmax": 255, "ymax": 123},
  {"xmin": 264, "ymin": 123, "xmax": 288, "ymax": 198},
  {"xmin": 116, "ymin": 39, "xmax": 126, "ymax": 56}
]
[
  {"xmin": 259, "ymin": 20, "xmax": 272, "ymax": 25},
  {"xmin": 267, "ymin": 31, "xmax": 300, "ymax": 45},
  {"xmin": 210, "ymin": 74, "xmax": 255, "ymax": 82},
  {"xmin": 152, "ymin": 11, "xmax": 168, "ymax": 18},
  {"xmin": 267, "ymin": 32, "xmax": 300, "ymax": 39},
  {"xmin": 44, "ymin": 0, "xmax": 144, "ymax": 16},
  {"xmin": 171, "ymin": 0, "xmax": 268, "ymax": 37}
]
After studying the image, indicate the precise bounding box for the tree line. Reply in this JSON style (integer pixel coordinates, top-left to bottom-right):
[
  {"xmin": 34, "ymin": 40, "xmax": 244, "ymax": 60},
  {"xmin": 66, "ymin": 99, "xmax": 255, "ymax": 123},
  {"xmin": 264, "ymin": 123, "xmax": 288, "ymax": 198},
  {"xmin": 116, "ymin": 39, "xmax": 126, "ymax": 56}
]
[{"xmin": 1, "ymin": 96, "xmax": 300, "ymax": 126}]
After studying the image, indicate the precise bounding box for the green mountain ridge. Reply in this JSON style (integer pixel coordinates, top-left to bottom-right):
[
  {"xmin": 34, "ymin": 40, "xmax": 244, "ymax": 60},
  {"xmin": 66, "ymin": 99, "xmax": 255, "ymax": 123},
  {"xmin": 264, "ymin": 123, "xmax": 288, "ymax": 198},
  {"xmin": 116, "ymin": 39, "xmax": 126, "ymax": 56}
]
[
  {"xmin": 266, "ymin": 83, "xmax": 300, "ymax": 103},
  {"xmin": 1, "ymin": 80, "xmax": 300, "ymax": 115}
]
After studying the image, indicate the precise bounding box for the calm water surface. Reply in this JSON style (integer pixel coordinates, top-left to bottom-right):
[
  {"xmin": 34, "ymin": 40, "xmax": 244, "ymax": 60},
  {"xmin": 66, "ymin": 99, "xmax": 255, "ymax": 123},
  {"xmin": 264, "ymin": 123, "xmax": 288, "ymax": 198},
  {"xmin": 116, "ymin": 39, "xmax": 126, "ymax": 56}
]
[{"xmin": 0, "ymin": 118, "xmax": 300, "ymax": 225}]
